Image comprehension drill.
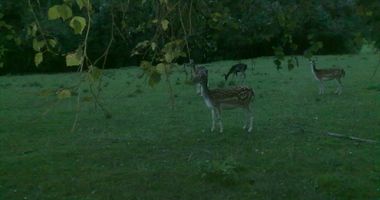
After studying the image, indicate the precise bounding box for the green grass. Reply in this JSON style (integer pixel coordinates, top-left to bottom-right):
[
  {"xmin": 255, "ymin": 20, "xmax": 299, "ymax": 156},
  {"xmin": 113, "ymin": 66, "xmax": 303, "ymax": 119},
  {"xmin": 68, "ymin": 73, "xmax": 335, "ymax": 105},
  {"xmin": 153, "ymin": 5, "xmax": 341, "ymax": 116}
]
[{"xmin": 1, "ymin": 54, "xmax": 380, "ymax": 200}]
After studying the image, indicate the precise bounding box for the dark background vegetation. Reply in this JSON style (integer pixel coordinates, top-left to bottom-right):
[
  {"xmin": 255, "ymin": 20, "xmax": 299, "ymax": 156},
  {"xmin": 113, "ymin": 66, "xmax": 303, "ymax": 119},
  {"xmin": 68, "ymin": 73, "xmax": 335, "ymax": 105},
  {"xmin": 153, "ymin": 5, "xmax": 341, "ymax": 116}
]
[{"xmin": 0, "ymin": 0, "xmax": 379, "ymax": 74}]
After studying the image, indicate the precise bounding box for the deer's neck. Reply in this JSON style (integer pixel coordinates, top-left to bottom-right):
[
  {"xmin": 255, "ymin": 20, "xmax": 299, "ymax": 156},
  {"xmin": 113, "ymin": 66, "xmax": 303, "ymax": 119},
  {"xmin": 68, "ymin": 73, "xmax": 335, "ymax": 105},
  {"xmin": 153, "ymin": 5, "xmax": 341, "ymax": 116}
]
[
  {"xmin": 199, "ymin": 82, "xmax": 213, "ymax": 108},
  {"xmin": 311, "ymin": 63, "xmax": 319, "ymax": 80}
]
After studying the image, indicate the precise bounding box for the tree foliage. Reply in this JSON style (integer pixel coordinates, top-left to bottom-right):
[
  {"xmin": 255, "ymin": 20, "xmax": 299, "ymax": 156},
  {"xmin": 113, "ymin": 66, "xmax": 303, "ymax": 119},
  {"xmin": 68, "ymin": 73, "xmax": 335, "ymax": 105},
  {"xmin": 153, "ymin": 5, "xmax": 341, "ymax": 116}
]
[{"xmin": 0, "ymin": 0, "xmax": 379, "ymax": 75}]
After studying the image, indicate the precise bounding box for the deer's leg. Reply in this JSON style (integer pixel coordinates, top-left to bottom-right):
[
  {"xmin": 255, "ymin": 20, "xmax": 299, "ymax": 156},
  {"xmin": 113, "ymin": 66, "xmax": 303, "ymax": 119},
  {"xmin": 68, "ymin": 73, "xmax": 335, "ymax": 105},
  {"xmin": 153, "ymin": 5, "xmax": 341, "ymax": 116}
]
[
  {"xmin": 247, "ymin": 105, "xmax": 254, "ymax": 133},
  {"xmin": 240, "ymin": 72, "xmax": 246, "ymax": 83},
  {"xmin": 183, "ymin": 65, "xmax": 188, "ymax": 80},
  {"xmin": 215, "ymin": 107, "xmax": 223, "ymax": 133},
  {"xmin": 242, "ymin": 105, "xmax": 250, "ymax": 130},
  {"xmin": 319, "ymin": 81, "xmax": 325, "ymax": 95},
  {"xmin": 233, "ymin": 72, "xmax": 238, "ymax": 81},
  {"xmin": 334, "ymin": 80, "xmax": 339, "ymax": 94},
  {"xmin": 196, "ymin": 83, "xmax": 202, "ymax": 96},
  {"xmin": 242, "ymin": 72, "xmax": 246, "ymax": 81},
  {"xmin": 243, "ymin": 110, "xmax": 248, "ymax": 130},
  {"xmin": 243, "ymin": 105, "xmax": 253, "ymax": 132},
  {"xmin": 335, "ymin": 79, "xmax": 343, "ymax": 95},
  {"xmin": 210, "ymin": 109, "xmax": 216, "ymax": 132}
]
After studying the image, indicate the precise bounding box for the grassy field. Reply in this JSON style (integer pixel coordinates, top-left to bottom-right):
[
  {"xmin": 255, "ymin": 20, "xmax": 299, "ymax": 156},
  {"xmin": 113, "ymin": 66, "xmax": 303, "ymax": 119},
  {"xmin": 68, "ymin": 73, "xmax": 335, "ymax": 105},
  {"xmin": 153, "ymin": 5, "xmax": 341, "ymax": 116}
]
[{"xmin": 1, "ymin": 54, "xmax": 380, "ymax": 199}]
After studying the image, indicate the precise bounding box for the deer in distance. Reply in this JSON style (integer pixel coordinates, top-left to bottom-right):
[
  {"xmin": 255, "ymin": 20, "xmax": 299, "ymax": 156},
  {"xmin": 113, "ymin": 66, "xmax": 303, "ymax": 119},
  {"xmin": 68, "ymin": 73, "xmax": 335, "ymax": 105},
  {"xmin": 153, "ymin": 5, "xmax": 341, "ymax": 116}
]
[
  {"xmin": 224, "ymin": 63, "xmax": 248, "ymax": 81},
  {"xmin": 310, "ymin": 58, "xmax": 345, "ymax": 95},
  {"xmin": 193, "ymin": 66, "xmax": 255, "ymax": 133}
]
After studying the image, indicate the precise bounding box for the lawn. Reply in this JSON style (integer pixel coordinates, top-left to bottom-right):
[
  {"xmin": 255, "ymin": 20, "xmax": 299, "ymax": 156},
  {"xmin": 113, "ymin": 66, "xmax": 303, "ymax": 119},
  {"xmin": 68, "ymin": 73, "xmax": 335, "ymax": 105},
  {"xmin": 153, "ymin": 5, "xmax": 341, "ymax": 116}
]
[{"xmin": 1, "ymin": 54, "xmax": 380, "ymax": 199}]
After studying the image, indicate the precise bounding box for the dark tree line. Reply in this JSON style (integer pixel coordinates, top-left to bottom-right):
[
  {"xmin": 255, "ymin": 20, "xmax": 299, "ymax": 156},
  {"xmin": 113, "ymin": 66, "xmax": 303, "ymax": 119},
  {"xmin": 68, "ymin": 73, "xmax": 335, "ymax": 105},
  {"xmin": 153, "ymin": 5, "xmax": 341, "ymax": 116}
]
[{"xmin": 0, "ymin": 0, "xmax": 378, "ymax": 75}]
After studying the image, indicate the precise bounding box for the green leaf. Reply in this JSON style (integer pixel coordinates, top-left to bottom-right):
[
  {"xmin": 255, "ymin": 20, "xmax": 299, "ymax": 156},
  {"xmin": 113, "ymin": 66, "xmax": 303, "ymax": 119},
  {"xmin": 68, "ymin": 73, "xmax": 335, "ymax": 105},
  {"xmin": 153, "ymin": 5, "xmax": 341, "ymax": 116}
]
[
  {"xmin": 148, "ymin": 71, "xmax": 161, "ymax": 87},
  {"xmin": 88, "ymin": 66, "xmax": 102, "ymax": 81},
  {"xmin": 164, "ymin": 52, "xmax": 174, "ymax": 63},
  {"xmin": 156, "ymin": 63, "xmax": 170, "ymax": 74},
  {"xmin": 211, "ymin": 12, "xmax": 222, "ymax": 22},
  {"xmin": 0, "ymin": 46, "xmax": 6, "ymax": 55},
  {"xmin": 316, "ymin": 41, "xmax": 323, "ymax": 49},
  {"xmin": 304, "ymin": 50, "xmax": 313, "ymax": 59},
  {"xmin": 57, "ymin": 89, "xmax": 72, "ymax": 99},
  {"xmin": 77, "ymin": 0, "xmax": 92, "ymax": 10},
  {"xmin": 137, "ymin": 40, "xmax": 149, "ymax": 48},
  {"xmin": 273, "ymin": 46, "xmax": 285, "ymax": 58},
  {"xmin": 28, "ymin": 23, "xmax": 38, "ymax": 37},
  {"xmin": 159, "ymin": 0, "xmax": 168, "ymax": 4},
  {"xmin": 66, "ymin": 51, "xmax": 83, "ymax": 67},
  {"xmin": 140, "ymin": 60, "xmax": 152, "ymax": 70},
  {"xmin": 152, "ymin": 19, "xmax": 159, "ymax": 24},
  {"xmin": 76, "ymin": 0, "xmax": 85, "ymax": 10},
  {"xmin": 5, "ymin": 35, "xmax": 13, "ymax": 40},
  {"xmin": 32, "ymin": 39, "xmax": 46, "ymax": 51},
  {"xmin": 63, "ymin": 0, "xmax": 73, "ymax": 4},
  {"xmin": 48, "ymin": 5, "xmax": 61, "ymax": 20},
  {"xmin": 161, "ymin": 19, "xmax": 169, "ymax": 31},
  {"xmin": 69, "ymin": 16, "xmax": 86, "ymax": 35},
  {"xmin": 131, "ymin": 40, "xmax": 150, "ymax": 56},
  {"xmin": 14, "ymin": 37, "xmax": 21, "ymax": 46},
  {"xmin": 161, "ymin": 40, "xmax": 186, "ymax": 63},
  {"xmin": 48, "ymin": 4, "xmax": 73, "ymax": 20},
  {"xmin": 0, "ymin": 62, "xmax": 4, "ymax": 68},
  {"xmin": 291, "ymin": 43, "xmax": 298, "ymax": 51},
  {"xmin": 34, "ymin": 52, "xmax": 43, "ymax": 66},
  {"xmin": 58, "ymin": 4, "xmax": 73, "ymax": 20},
  {"xmin": 151, "ymin": 42, "xmax": 157, "ymax": 51},
  {"xmin": 0, "ymin": 21, "xmax": 11, "ymax": 29},
  {"xmin": 0, "ymin": 13, "xmax": 4, "ymax": 19},
  {"xmin": 48, "ymin": 39, "xmax": 58, "ymax": 48},
  {"xmin": 0, "ymin": 46, "xmax": 6, "ymax": 56}
]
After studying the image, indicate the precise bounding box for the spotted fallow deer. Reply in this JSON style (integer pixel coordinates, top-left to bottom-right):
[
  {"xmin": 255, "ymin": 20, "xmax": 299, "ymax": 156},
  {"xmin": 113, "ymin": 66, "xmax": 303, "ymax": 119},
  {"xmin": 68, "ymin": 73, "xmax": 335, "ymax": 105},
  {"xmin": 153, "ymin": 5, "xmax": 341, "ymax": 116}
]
[
  {"xmin": 310, "ymin": 59, "xmax": 345, "ymax": 95},
  {"xmin": 193, "ymin": 66, "xmax": 255, "ymax": 133}
]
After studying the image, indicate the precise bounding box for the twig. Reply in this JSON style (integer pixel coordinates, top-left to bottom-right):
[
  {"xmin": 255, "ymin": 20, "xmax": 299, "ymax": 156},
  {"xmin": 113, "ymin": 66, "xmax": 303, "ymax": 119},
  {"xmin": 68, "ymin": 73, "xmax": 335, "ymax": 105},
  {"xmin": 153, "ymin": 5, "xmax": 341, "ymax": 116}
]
[
  {"xmin": 325, "ymin": 132, "xmax": 378, "ymax": 144},
  {"xmin": 164, "ymin": 65, "xmax": 175, "ymax": 110},
  {"xmin": 27, "ymin": 0, "xmax": 58, "ymax": 55},
  {"xmin": 178, "ymin": 4, "xmax": 192, "ymax": 61},
  {"xmin": 91, "ymin": 9, "xmax": 115, "ymax": 101},
  {"xmin": 71, "ymin": 0, "xmax": 92, "ymax": 133},
  {"xmin": 188, "ymin": 0, "xmax": 193, "ymax": 35}
]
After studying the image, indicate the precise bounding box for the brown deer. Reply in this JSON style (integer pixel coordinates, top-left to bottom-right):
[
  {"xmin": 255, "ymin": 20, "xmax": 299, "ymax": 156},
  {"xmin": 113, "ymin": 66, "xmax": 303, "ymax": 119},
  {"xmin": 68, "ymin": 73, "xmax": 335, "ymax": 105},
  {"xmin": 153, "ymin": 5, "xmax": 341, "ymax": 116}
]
[
  {"xmin": 310, "ymin": 59, "xmax": 345, "ymax": 95},
  {"xmin": 193, "ymin": 66, "xmax": 255, "ymax": 133},
  {"xmin": 224, "ymin": 63, "xmax": 248, "ymax": 81}
]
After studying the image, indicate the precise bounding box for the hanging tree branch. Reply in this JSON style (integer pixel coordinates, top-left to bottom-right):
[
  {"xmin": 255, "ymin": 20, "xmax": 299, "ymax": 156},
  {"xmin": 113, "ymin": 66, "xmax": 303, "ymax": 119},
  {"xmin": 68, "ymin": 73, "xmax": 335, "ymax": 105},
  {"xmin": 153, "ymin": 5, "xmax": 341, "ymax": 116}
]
[{"xmin": 71, "ymin": 0, "xmax": 93, "ymax": 132}]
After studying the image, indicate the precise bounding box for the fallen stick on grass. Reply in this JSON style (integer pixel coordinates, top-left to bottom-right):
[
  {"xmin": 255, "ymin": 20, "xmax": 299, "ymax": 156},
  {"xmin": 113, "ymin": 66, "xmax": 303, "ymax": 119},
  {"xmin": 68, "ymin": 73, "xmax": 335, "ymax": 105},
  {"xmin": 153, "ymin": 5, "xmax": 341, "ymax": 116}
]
[{"xmin": 326, "ymin": 132, "xmax": 378, "ymax": 144}]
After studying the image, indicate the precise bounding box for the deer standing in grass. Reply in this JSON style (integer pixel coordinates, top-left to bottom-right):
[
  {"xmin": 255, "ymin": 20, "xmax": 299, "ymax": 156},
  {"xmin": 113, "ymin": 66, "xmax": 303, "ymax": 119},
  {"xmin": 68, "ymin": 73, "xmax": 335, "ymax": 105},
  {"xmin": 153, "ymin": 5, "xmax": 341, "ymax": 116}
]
[
  {"xmin": 193, "ymin": 66, "xmax": 255, "ymax": 133},
  {"xmin": 224, "ymin": 63, "xmax": 248, "ymax": 81},
  {"xmin": 194, "ymin": 66, "xmax": 207, "ymax": 96},
  {"xmin": 310, "ymin": 59, "xmax": 345, "ymax": 95}
]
